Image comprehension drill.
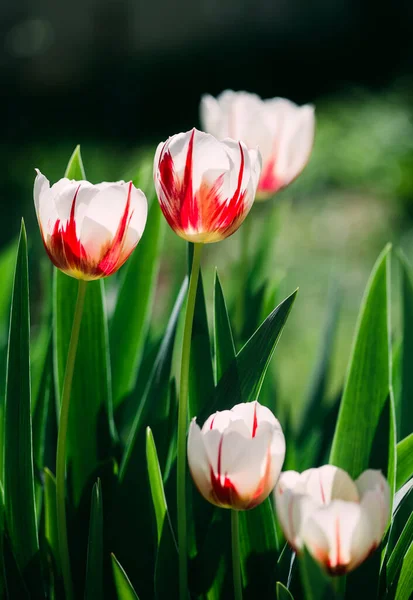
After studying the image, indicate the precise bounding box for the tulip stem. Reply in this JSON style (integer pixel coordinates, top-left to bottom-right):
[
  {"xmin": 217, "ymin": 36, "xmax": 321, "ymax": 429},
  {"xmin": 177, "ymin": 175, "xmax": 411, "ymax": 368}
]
[
  {"xmin": 177, "ymin": 242, "xmax": 203, "ymax": 600},
  {"xmin": 231, "ymin": 509, "xmax": 243, "ymax": 600},
  {"xmin": 56, "ymin": 278, "xmax": 88, "ymax": 600}
]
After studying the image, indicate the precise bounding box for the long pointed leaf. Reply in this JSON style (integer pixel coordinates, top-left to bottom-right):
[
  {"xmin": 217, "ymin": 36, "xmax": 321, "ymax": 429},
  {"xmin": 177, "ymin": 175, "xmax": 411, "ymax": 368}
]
[
  {"xmin": 111, "ymin": 554, "xmax": 140, "ymax": 600},
  {"xmin": 3, "ymin": 221, "xmax": 42, "ymax": 596},
  {"xmin": 188, "ymin": 271, "xmax": 215, "ymax": 419},
  {"xmin": 84, "ymin": 479, "xmax": 103, "ymax": 600},
  {"xmin": 330, "ymin": 246, "xmax": 394, "ymax": 481},
  {"xmin": 396, "ymin": 433, "xmax": 413, "ymax": 490},
  {"xmin": 399, "ymin": 252, "xmax": 413, "ymax": 439},
  {"xmin": 213, "ymin": 270, "xmax": 236, "ymax": 383},
  {"xmin": 208, "ymin": 289, "xmax": 297, "ymax": 418}
]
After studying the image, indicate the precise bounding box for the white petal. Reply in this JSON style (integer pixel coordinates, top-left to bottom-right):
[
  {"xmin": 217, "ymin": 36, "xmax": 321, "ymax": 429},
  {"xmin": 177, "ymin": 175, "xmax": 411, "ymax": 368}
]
[
  {"xmin": 199, "ymin": 94, "xmax": 222, "ymax": 138},
  {"xmin": 276, "ymin": 490, "xmax": 319, "ymax": 550},
  {"xmin": 220, "ymin": 429, "xmax": 272, "ymax": 499},
  {"xmin": 276, "ymin": 470, "xmax": 302, "ymax": 494},
  {"xmin": 153, "ymin": 141, "xmax": 165, "ymax": 176},
  {"xmin": 301, "ymin": 465, "xmax": 359, "ymax": 504},
  {"xmin": 356, "ymin": 470, "xmax": 391, "ymax": 544},
  {"xmin": 201, "ymin": 410, "xmax": 234, "ymax": 433},
  {"xmin": 230, "ymin": 401, "xmax": 278, "ymax": 430},
  {"xmin": 302, "ymin": 500, "xmax": 374, "ymax": 573},
  {"xmin": 34, "ymin": 170, "xmax": 56, "ymax": 234},
  {"xmin": 187, "ymin": 419, "xmax": 213, "ymax": 501}
]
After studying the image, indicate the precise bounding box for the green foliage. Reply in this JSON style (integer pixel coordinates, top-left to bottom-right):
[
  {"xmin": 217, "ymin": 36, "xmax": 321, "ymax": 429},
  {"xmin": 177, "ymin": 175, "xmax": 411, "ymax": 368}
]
[
  {"xmin": 330, "ymin": 246, "xmax": 395, "ymax": 483},
  {"xmin": 2, "ymin": 145, "xmax": 411, "ymax": 600},
  {"xmin": 3, "ymin": 222, "xmax": 42, "ymax": 596}
]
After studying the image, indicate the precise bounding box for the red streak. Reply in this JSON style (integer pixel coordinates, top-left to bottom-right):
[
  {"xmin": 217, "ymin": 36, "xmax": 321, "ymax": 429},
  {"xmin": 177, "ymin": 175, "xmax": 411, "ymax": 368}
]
[
  {"xmin": 210, "ymin": 436, "xmax": 238, "ymax": 507},
  {"xmin": 252, "ymin": 402, "xmax": 258, "ymax": 437},
  {"xmin": 258, "ymin": 156, "xmax": 282, "ymax": 194}
]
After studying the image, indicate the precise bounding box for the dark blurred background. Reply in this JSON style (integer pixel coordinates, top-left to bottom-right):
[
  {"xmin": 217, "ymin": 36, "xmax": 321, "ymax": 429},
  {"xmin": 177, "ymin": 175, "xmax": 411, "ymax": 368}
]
[{"xmin": 2, "ymin": 0, "xmax": 413, "ymax": 407}]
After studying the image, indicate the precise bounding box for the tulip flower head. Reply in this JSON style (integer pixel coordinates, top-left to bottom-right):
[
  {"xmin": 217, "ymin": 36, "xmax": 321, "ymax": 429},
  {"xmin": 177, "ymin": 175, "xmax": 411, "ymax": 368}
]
[
  {"xmin": 153, "ymin": 128, "xmax": 261, "ymax": 243},
  {"xmin": 200, "ymin": 90, "xmax": 315, "ymax": 199},
  {"xmin": 275, "ymin": 465, "xmax": 391, "ymax": 575},
  {"xmin": 34, "ymin": 171, "xmax": 148, "ymax": 280},
  {"xmin": 188, "ymin": 401, "xmax": 285, "ymax": 510}
]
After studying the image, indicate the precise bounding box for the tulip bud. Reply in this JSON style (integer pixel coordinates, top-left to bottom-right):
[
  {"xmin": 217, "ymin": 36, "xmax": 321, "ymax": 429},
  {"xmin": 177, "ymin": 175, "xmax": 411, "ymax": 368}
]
[
  {"xmin": 153, "ymin": 128, "xmax": 262, "ymax": 243},
  {"xmin": 188, "ymin": 401, "xmax": 285, "ymax": 510},
  {"xmin": 34, "ymin": 170, "xmax": 148, "ymax": 280},
  {"xmin": 200, "ymin": 90, "xmax": 315, "ymax": 199},
  {"xmin": 275, "ymin": 465, "xmax": 391, "ymax": 575}
]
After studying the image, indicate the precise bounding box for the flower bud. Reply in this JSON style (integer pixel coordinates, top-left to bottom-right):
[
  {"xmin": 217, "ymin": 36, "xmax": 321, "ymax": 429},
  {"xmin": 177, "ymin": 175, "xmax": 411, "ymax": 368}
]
[
  {"xmin": 275, "ymin": 465, "xmax": 391, "ymax": 575},
  {"xmin": 200, "ymin": 90, "xmax": 315, "ymax": 199},
  {"xmin": 188, "ymin": 401, "xmax": 285, "ymax": 509},
  {"xmin": 153, "ymin": 128, "xmax": 261, "ymax": 243},
  {"xmin": 34, "ymin": 170, "xmax": 148, "ymax": 280}
]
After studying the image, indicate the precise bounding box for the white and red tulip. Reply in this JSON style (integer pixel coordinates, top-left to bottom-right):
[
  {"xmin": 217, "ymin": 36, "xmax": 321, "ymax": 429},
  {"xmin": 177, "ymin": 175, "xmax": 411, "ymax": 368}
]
[
  {"xmin": 275, "ymin": 465, "xmax": 391, "ymax": 575},
  {"xmin": 34, "ymin": 170, "xmax": 148, "ymax": 280},
  {"xmin": 153, "ymin": 128, "xmax": 261, "ymax": 243},
  {"xmin": 200, "ymin": 90, "xmax": 315, "ymax": 199},
  {"xmin": 188, "ymin": 401, "xmax": 285, "ymax": 510}
]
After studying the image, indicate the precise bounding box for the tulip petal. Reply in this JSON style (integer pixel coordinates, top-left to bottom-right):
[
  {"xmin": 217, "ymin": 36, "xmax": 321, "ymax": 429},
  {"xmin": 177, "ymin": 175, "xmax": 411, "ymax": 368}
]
[
  {"xmin": 230, "ymin": 401, "xmax": 279, "ymax": 434},
  {"xmin": 187, "ymin": 420, "xmax": 214, "ymax": 503},
  {"xmin": 356, "ymin": 470, "xmax": 390, "ymax": 544},
  {"xmin": 301, "ymin": 465, "xmax": 359, "ymax": 504},
  {"xmin": 302, "ymin": 500, "xmax": 374, "ymax": 574}
]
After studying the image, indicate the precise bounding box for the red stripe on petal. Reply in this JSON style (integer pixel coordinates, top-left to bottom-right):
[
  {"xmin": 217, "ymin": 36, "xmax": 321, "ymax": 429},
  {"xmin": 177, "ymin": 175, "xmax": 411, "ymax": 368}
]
[
  {"xmin": 252, "ymin": 402, "xmax": 258, "ymax": 437},
  {"xmin": 96, "ymin": 181, "xmax": 134, "ymax": 276},
  {"xmin": 47, "ymin": 186, "xmax": 89, "ymax": 274},
  {"xmin": 179, "ymin": 129, "xmax": 198, "ymax": 230},
  {"xmin": 258, "ymin": 156, "xmax": 282, "ymax": 194}
]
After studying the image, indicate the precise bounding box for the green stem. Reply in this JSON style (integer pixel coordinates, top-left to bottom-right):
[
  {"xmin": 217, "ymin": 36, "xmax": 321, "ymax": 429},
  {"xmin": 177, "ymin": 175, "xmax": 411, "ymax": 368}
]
[
  {"xmin": 231, "ymin": 510, "xmax": 243, "ymax": 600},
  {"xmin": 177, "ymin": 242, "xmax": 203, "ymax": 600},
  {"xmin": 56, "ymin": 278, "xmax": 88, "ymax": 600}
]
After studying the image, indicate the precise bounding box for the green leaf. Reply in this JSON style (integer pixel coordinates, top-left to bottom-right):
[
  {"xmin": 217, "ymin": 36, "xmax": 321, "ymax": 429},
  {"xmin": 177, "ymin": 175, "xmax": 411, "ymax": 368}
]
[
  {"xmin": 32, "ymin": 335, "xmax": 53, "ymax": 519},
  {"xmin": 276, "ymin": 581, "xmax": 294, "ymax": 600},
  {"xmin": 145, "ymin": 428, "xmax": 179, "ymax": 600},
  {"xmin": 3, "ymin": 221, "xmax": 42, "ymax": 595},
  {"xmin": 399, "ymin": 252, "xmax": 413, "ymax": 439},
  {"xmin": 54, "ymin": 273, "xmax": 115, "ymax": 505},
  {"xmin": 120, "ymin": 279, "xmax": 187, "ymax": 479},
  {"xmin": 330, "ymin": 246, "xmax": 394, "ymax": 481},
  {"xmin": 111, "ymin": 554, "xmax": 140, "ymax": 600},
  {"xmin": 84, "ymin": 479, "xmax": 103, "ymax": 600},
  {"xmin": 64, "ymin": 144, "xmax": 86, "ymax": 179},
  {"xmin": 239, "ymin": 498, "xmax": 279, "ymax": 597},
  {"xmin": 208, "ymin": 289, "xmax": 297, "ymax": 418},
  {"xmin": 44, "ymin": 468, "xmax": 59, "ymax": 570},
  {"xmin": 188, "ymin": 271, "xmax": 215, "ymax": 419},
  {"xmin": 110, "ymin": 199, "xmax": 165, "ymax": 407},
  {"xmin": 387, "ymin": 512, "xmax": 413, "ymax": 589},
  {"xmin": 213, "ymin": 270, "xmax": 236, "ymax": 383},
  {"xmin": 396, "ymin": 433, "xmax": 413, "ymax": 491},
  {"xmin": 298, "ymin": 548, "xmax": 338, "ymax": 600},
  {"xmin": 394, "ymin": 541, "xmax": 413, "ymax": 600},
  {"xmin": 146, "ymin": 427, "xmax": 176, "ymax": 548}
]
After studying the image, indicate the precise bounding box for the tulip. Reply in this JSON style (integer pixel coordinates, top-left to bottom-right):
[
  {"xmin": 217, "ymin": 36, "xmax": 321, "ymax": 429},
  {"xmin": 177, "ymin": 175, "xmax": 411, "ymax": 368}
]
[
  {"xmin": 34, "ymin": 170, "xmax": 148, "ymax": 280},
  {"xmin": 188, "ymin": 401, "xmax": 286, "ymax": 510},
  {"xmin": 153, "ymin": 128, "xmax": 262, "ymax": 243},
  {"xmin": 200, "ymin": 90, "xmax": 315, "ymax": 198},
  {"xmin": 275, "ymin": 465, "xmax": 391, "ymax": 575}
]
